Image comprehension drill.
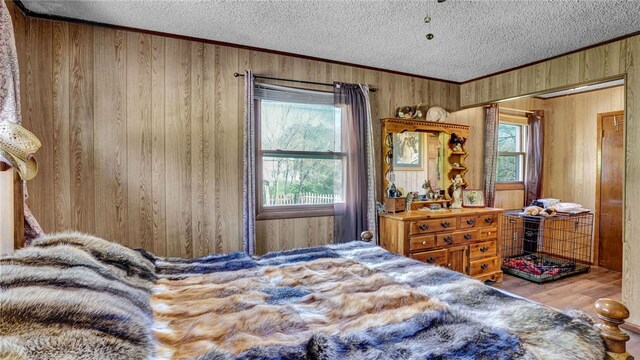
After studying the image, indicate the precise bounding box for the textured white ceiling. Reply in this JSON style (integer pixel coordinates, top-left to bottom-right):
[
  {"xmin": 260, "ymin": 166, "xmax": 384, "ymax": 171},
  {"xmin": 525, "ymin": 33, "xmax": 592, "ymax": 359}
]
[{"xmin": 21, "ymin": 0, "xmax": 640, "ymax": 82}]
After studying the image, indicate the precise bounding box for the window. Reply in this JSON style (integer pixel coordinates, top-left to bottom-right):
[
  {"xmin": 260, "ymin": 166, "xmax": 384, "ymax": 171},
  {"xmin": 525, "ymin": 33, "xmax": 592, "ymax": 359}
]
[
  {"xmin": 255, "ymin": 83, "xmax": 344, "ymax": 219},
  {"xmin": 497, "ymin": 123, "xmax": 527, "ymax": 183}
]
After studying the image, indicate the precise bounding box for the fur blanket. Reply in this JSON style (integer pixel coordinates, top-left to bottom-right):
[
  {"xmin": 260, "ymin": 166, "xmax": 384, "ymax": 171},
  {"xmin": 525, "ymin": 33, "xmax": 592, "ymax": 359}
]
[{"xmin": 0, "ymin": 233, "xmax": 605, "ymax": 360}]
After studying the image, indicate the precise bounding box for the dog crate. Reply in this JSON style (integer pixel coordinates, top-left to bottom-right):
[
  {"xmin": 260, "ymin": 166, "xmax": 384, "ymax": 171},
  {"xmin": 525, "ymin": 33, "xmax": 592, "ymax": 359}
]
[{"xmin": 501, "ymin": 211, "xmax": 593, "ymax": 283}]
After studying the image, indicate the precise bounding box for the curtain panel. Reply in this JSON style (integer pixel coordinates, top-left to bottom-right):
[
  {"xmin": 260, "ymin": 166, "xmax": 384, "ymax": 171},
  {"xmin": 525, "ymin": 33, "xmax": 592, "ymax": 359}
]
[
  {"xmin": 0, "ymin": 2, "xmax": 44, "ymax": 243},
  {"xmin": 333, "ymin": 83, "xmax": 377, "ymax": 244},
  {"xmin": 483, "ymin": 104, "xmax": 499, "ymax": 208},
  {"xmin": 242, "ymin": 70, "xmax": 256, "ymax": 255},
  {"xmin": 525, "ymin": 111, "xmax": 544, "ymax": 205}
]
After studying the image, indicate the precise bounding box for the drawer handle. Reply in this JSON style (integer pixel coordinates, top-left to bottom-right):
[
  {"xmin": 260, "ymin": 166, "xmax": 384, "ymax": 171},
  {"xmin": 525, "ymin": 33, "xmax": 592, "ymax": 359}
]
[
  {"xmin": 421, "ymin": 240, "xmax": 427, "ymax": 245},
  {"xmin": 466, "ymin": 219, "xmax": 476, "ymax": 225},
  {"xmin": 481, "ymin": 263, "xmax": 490, "ymax": 270},
  {"xmin": 443, "ymin": 236, "xmax": 453, "ymax": 244},
  {"xmin": 419, "ymin": 224, "xmax": 429, "ymax": 231},
  {"xmin": 441, "ymin": 221, "xmax": 451, "ymax": 228},
  {"xmin": 485, "ymin": 217, "xmax": 494, "ymax": 224},
  {"xmin": 480, "ymin": 246, "xmax": 489, "ymax": 252},
  {"xmin": 464, "ymin": 233, "xmax": 473, "ymax": 240},
  {"xmin": 427, "ymin": 257, "xmax": 437, "ymax": 264}
]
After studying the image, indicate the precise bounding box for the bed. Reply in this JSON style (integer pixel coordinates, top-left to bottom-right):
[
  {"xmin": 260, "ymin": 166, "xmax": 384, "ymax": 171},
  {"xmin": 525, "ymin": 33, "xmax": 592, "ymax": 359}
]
[{"xmin": 0, "ymin": 231, "xmax": 633, "ymax": 360}]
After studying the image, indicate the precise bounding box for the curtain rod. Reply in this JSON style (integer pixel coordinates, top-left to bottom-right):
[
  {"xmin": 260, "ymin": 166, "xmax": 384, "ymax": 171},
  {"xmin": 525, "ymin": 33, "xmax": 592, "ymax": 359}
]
[
  {"xmin": 233, "ymin": 72, "xmax": 378, "ymax": 92},
  {"xmin": 497, "ymin": 106, "xmax": 535, "ymax": 114}
]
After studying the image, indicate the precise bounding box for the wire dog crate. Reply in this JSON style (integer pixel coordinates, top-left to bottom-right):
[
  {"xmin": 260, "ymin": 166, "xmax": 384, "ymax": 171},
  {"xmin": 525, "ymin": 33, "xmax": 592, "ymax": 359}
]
[{"xmin": 501, "ymin": 211, "xmax": 593, "ymax": 283}]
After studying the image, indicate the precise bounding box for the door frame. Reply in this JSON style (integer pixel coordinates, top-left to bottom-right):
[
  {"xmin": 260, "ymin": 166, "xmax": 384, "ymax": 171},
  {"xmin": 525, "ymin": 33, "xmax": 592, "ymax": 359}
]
[{"xmin": 595, "ymin": 110, "xmax": 624, "ymax": 267}]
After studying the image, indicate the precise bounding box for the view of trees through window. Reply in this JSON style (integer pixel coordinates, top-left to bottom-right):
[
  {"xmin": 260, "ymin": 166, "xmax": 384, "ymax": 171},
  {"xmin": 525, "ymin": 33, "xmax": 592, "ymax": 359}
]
[
  {"xmin": 260, "ymin": 100, "xmax": 343, "ymax": 206},
  {"xmin": 497, "ymin": 123, "xmax": 525, "ymax": 182}
]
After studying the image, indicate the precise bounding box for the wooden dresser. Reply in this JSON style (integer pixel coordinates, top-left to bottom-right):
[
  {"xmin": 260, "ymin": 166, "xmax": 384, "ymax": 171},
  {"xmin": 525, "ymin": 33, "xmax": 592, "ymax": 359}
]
[{"xmin": 379, "ymin": 208, "xmax": 504, "ymax": 282}]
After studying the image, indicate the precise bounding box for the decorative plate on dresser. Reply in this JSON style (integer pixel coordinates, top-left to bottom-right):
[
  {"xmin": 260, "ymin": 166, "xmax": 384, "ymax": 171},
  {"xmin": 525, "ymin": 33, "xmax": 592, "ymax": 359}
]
[{"xmin": 379, "ymin": 117, "xmax": 504, "ymax": 282}]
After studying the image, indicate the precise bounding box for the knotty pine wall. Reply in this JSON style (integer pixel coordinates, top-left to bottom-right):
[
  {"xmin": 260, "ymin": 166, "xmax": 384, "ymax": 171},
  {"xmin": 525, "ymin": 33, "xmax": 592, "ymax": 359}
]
[
  {"xmin": 7, "ymin": 3, "xmax": 463, "ymax": 257},
  {"xmin": 460, "ymin": 35, "xmax": 640, "ymax": 325}
]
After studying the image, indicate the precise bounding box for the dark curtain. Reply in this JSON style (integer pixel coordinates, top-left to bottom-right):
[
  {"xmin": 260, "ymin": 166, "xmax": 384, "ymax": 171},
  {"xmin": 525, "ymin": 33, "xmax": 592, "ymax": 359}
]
[
  {"xmin": 525, "ymin": 111, "xmax": 544, "ymax": 205},
  {"xmin": 483, "ymin": 104, "xmax": 499, "ymax": 207},
  {"xmin": 241, "ymin": 70, "xmax": 256, "ymax": 255},
  {"xmin": 333, "ymin": 83, "xmax": 376, "ymax": 243}
]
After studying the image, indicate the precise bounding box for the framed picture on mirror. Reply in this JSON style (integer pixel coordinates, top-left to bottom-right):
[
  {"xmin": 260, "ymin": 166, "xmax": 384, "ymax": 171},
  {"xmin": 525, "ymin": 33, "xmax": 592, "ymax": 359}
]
[
  {"xmin": 393, "ymin": 132, "xmax": 423, "ymax": 170},
  {"xmin": 462, "ymin": 189, "xmax": 485, "ymax": 208}
]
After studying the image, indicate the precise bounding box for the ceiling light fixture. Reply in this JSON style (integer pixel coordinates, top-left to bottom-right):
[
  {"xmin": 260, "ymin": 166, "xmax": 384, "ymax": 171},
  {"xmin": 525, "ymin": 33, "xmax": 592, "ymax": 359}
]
[{"xmin": 425, "ymin": 0, "xmax": 445, "ymax": 40}]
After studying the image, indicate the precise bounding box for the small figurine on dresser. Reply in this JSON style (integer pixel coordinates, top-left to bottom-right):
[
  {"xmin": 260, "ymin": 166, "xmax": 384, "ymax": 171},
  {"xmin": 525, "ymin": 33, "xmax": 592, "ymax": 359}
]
[
  {"xmin": 450, "ymin": 133, "xmax": 465, "ymax": 150},
  {"xmin": 451, "ymin": 174, "xmax": 464, "ymax": 209},
  {"xmin": 422, "ymin": 180, "xmax": 435, "ymax": 200},
  {"xmin": 387, "ymin": 182, "xmax": 398, "ymax": 198},
  {"xmin": 405, "ymin": 192, "xmax": 415, "ymax": 213}
]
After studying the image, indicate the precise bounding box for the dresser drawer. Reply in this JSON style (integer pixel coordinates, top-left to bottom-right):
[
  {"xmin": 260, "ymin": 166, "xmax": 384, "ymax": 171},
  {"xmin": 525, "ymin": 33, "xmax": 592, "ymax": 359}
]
[
  {"xmin": 469, "ymin": 240, "xmax": 497, "ymax": 260},
  {"xmin": 411, "ymin": 249, "xmax": 448, "ymax": 266},
  {"xmin": 410, "ymin": 235, "xmax": 436, "ymax": 251},
  {"xmin": 470, "ymin": 257, "xmax": 499, "ymax": 276},
  {"xmin": 477, "ymin": 214, "xmax": 498, "ymax": 227},
  {"xmin": 435, "ymin": 230, "xmax": 477, "ymax": 247},
  {"xmin": 410, "ymin": 218, "xmax": 458, "ymax": 235},
  {"xmin": 459, "ymin": 216, "xmax": 479, "ymax": 229},
  {"xmin": 477, "ymin": 227, "xmax": 498, "ymax": 240}
]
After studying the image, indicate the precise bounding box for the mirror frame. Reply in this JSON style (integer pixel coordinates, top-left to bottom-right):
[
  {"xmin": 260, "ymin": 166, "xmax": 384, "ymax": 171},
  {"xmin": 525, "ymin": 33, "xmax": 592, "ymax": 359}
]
[{"xmin": 381, "ymin": 118, "xmax": 470, "ymax": 202}]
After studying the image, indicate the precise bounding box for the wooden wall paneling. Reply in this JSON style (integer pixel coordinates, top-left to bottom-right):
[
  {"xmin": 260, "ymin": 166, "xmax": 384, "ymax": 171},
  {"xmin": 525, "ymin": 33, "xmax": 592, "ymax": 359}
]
[
  {"xmin": 23, "ymin": 18, "xmax": 54, "ymax": 231},
  {"xmin": 190, "ymin": 42, "xmax": 205, "ymax": 257},
  {"xmin": 52, "ymin": 20, "xmax": 71, "ymax": 232},
  {"xmin": 574, "ymin": 93, "xmax": 588, "ymax": 204},
  {"xmin": 93, "ymin": 28, "xmax": 127, "ymax": 243},
  {"xmin": 164, "ymin": 37, "xmax": 192, "ymax": 258},
  {"xmin": 203, "ymin": 43, "xmax": 218, "ymax": 254},
  {"xmin": 495, "ymin": 190, "xmax": 525, "ymax": 210},
  {"xmin": 11, "ymin": 9, "xmax": 466, "ymax": 257},
  {"xmin": 565, "ymin": 52, "xmax": 584, "ymax": 86},
  {"xmin": 127, "ymin": 32, "xmax": 153, "ymax": 251},
  {"xmin": 151, "ymin": 35, "xmax": 167, "ymax": 256},
  {"xmin": 214, "ymin": 45, "xmax": 241, "ymax": 254},
  {"xmin": 69, "ymin": 24, "xmax": 95, "ymax": 233},
  {"xmin": 540, "ymin": 86, "xmax": 624, "ymax": 212},
  {"xmin": 623, "ymin": 35, "xmax": 639, "ymax": 325}
]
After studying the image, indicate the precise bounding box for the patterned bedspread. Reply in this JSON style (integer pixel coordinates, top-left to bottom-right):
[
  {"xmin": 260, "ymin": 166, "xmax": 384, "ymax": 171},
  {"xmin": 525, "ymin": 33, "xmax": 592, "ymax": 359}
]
[{"xmin": 0, "ymin": 233, "xmax": 605, "ymax": 360}]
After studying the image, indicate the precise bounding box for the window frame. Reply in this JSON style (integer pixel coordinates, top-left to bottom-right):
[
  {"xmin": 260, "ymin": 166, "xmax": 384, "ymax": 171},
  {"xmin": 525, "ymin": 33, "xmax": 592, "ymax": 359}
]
[
  {"xmin": 254, "ymin": 97, "xmax": 346, "ymax": 220},
  {"xmin": 496, "ymin": 121, "xmax": 527, "ymax": 188}
]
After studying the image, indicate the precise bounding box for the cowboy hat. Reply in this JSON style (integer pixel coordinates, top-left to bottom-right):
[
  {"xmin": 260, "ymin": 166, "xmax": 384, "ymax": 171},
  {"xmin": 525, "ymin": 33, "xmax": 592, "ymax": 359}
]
[{"xmin": 0, "ymin": 120, "xmax": 41, "ymax": 180}]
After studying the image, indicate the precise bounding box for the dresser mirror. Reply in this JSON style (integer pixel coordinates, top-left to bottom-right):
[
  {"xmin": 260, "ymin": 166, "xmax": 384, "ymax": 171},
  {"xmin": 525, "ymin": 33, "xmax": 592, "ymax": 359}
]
[{"xmin": 387, "ymin": 131, "xmax": 446, "ymax": 195}]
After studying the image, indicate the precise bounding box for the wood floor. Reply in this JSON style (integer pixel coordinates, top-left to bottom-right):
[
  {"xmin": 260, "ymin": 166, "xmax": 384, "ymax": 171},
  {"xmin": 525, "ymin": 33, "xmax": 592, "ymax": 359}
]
[{"xmin": 492, "ymin": 267, "xmax": 639, "ymax": 356}]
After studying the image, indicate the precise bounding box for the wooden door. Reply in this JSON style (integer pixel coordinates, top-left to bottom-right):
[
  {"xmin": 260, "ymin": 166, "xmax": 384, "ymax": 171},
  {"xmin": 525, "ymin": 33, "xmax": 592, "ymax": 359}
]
[
  {"xmin": 597, "ymin": 111, "xmax": 624, "ymax": 271},
  {"xmin": 447, "ymin": 245, "xmax": 468, "ymax": 273}
]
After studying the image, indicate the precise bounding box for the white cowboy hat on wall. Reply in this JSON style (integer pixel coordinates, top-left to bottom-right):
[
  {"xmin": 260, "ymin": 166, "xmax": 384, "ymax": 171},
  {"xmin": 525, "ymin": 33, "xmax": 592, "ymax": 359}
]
[{"xmin": 0, "ymin": 120, "xmax": 41, "ymax": 180}]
